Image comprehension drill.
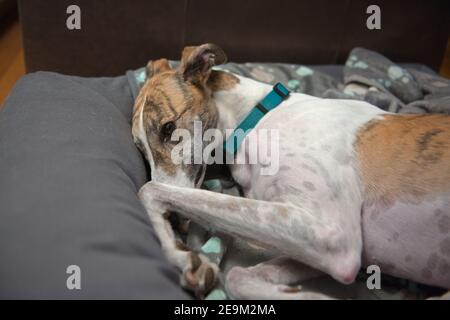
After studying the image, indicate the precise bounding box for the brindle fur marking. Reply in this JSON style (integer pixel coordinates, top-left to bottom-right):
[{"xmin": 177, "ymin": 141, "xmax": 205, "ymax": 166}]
[
  {"xmin": 356, "ymin": 114, "xmax": 450, "ymax": 204},
  {"xmin": 132, "ymin": 46, "xmax": 239, "ymax": 179}
]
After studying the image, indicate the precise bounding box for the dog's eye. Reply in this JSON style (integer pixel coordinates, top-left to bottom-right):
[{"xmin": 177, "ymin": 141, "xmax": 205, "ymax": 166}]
[{"xmin": 160, "ymin": 121, "xmax": 176, "ymax": 141}]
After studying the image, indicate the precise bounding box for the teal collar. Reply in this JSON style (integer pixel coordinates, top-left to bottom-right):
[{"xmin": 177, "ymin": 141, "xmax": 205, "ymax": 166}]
[{"xmin": 223, "ymin": 82, "xmax": 290, "ymax": 155}]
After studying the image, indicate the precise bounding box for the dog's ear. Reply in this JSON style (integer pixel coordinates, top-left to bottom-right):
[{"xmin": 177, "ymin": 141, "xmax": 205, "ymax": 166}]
[
  {"xmin": 146, "ymin": 58, "xmax": 171, "ymax": 78},
  {"xmin": 179, "ymin": 44, "xmax": 227, "ymax": 85}
]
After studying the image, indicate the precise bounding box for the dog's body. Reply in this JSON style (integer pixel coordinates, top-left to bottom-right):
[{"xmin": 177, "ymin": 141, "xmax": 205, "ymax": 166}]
[
  {"xmin": 218, "ymin": 76, "xmax": 450, "ymax": 290},
  {"xmin": 133, "ymin": 44, "xmax": 450, "ymax": 299}
]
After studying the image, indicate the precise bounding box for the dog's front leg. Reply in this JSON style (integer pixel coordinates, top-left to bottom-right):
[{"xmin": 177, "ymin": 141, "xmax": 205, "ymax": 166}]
[
  {"xmin": 139, "ymin": 181, "xmax": 362, "ymax": 285},
  {"xmin": 139, "ymin": 191, "xmax": 218, "ymax": 297}
]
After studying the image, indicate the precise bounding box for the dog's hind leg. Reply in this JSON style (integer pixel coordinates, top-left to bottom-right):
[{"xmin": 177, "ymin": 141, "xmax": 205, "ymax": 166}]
[
  {"xmin": 225, "ymin": 257, "xmax": 333, "ymax": 300},
  {"xmin": 139, "ymin": 181, "xmax": 362, "ymax": 285}
]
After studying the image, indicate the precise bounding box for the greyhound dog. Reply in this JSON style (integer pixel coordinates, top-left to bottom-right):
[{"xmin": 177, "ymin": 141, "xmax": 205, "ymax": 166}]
[{"xmin": 132, "ymin": 44, "xmax": 450, "ymax": 299}]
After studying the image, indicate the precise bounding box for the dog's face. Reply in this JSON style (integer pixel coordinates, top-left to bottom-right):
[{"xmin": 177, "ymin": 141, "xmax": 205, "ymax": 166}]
[{"xmin": 132, "ymin": 44, "xmax": 238, "ymax": 187}]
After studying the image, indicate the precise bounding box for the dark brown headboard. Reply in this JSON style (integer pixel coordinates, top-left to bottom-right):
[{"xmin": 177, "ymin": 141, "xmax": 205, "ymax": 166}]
[{"xmin": 19, "ymin": 0, "xmax": 450, "ymax": 77}]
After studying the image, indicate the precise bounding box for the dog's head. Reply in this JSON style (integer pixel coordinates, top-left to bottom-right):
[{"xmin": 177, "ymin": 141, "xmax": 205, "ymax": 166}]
[{"xmin": 132, "ymin": 43, "xmax": 239, "ymax": 187}]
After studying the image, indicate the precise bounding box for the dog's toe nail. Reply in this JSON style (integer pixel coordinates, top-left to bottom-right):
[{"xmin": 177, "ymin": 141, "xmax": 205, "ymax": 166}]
[
  {"xmin": 281, "ymin": 285, "xmax": 302, "ymax": 293},
  {"xmin": 180, "ymin": 220, "xmax": 191, "ymax": 234},
  {"xmin": 190, "ymin": 253, "xmax": 202, "ymax": 271},
  {"xmin": 204, "ymin": 267, "xmax": 216, "ymax": 290}
]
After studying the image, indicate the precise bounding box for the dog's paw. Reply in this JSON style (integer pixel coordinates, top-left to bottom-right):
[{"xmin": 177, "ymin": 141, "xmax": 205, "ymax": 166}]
[{"xmin": 180, "ymin": 252, "xmax": 219, "ymax": 298}]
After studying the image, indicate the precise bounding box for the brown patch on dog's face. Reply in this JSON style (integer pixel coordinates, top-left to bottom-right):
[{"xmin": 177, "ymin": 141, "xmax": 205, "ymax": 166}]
[
  {"xmin": 132, "ymin": 44, "xmax": 239, "ymax": 187},
  {"xmin": 356, "ymin": 114, "xmax": 450, "ymax": 204}
]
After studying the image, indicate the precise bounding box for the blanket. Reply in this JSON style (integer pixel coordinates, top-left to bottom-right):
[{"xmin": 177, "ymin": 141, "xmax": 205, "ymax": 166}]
[{"xmin": 127, "ymin": 48, "xmax": 450, "ymax": 300}]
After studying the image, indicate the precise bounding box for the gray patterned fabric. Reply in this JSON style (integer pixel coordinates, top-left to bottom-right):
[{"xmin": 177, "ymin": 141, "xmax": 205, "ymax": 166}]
[
  {"xmin": 324, "ymin": 48, "xmax": 450, "ymax": 115},
  {"xmin": 217, "ymin": 62, "xmax": 342, "ymax": 97}
]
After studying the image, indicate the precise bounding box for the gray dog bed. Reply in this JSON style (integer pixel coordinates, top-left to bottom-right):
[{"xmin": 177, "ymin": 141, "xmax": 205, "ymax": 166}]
[{"xmin": 0, "ymin": 72, "xmax": 188, "ymax": 299}]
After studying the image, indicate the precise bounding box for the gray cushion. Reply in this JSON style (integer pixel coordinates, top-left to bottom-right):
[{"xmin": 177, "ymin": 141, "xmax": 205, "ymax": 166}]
[{"xmin": 0, "ymin": 72, "xmax": 189, "ymax": 299}]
